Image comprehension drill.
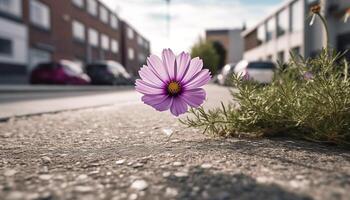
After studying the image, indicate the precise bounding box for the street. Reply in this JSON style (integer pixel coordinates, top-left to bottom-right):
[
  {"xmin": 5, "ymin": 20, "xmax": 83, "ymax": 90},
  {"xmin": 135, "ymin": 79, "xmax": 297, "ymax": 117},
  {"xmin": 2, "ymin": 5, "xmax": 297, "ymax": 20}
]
[{"xmin": 0, "ymin": 84, "xmax": 350, "ymax": 200}]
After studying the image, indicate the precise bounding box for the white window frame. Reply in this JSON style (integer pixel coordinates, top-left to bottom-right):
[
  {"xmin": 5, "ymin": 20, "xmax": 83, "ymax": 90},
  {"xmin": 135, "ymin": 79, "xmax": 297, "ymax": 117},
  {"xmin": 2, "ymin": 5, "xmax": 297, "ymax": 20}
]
[
  {"xmin": 99, "ymin": 5, "xmax": 108, "ymax": 24},
  {"xmin": 111, "ymin": 39, "xmax": 119, "ymax": 53},
  {"xmin": 88, "ymin": 28, "xmax": 99, "ymax": 47},
  {"xmin": 0, "ymin": 37, "xmax": 13, "ymax": 56},
  {"xmin": 72, "ymin": 0, "xmax": 84, "ymax": 8},
  {"xmin": 30, "ymin": 0, "xmax": 51, "ymax": 30},
  {"xmin": 101, "ymin": 34, "xmax": 109, "ymax": 51},
  {"xmin": 0, "ymin": 0, "xmax": 22, "ymax": 17},
  {"xmin": 127, "ymin": 27, "xmax": 134, "ymax": 39},
  {"xmin": 128, "ymin": 48, "xmax": 134, "ymax": 60},
  {"xmin": 72, "ymin": 20, "xmax": 85, "ymax": 41},
  {"xmin": 87, "ymin": 0, "xmax": 97, "ymax": 17},
  {"xmin": 110, "ymin": 14, "xmax": 118, "ymax": 29}
]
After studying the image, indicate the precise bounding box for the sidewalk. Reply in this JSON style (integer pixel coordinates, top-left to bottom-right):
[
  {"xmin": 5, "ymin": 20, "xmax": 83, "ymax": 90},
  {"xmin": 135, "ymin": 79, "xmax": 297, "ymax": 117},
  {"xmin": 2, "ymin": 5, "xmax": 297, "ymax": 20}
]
[{"xmin": 0, "ymin": 85, "xmax": 134, "ymax": 93}]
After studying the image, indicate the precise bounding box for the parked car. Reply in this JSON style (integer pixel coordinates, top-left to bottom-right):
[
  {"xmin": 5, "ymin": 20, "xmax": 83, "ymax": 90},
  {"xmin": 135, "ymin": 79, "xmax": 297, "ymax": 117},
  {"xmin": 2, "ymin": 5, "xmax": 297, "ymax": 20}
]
[
  {"xmin": 86, "ymin": 61, "xmax": 133, "ymax": 85},
  {"xmin": 30, "ymin": 60, "xmax": 90, "ymax": 85},
  {"xmin": 234, "ymin": 60, "xmax": 276, "ymax": 84},
  {"xmin": 217, "ymin": 63, "xmax": 236, "ymax": 86}
]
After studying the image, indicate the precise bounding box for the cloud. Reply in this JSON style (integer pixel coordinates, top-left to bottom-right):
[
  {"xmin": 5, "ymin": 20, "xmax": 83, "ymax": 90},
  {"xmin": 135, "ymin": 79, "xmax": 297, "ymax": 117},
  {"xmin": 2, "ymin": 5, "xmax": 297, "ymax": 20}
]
[{"xmin": 101, "ymin": 0, "xmax": 282, "ymax": 55}]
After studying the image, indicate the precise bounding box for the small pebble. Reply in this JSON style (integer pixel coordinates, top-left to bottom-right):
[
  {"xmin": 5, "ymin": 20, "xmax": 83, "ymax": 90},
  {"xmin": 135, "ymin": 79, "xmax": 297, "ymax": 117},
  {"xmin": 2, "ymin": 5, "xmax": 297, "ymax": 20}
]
[
  {"xmin": 174, "ymin": 172, "xmax": 188, "ymax": 178},
  {"xmin": 201, "ymin": 163, "xmax": 212, "ymax": 169},
  {"xmin": 4, "ymin": 169, "xmax": 17, "ymax": 177},
  {"xmin": 165, "ymin": 187, "xmax": 178, "ymax": 197},
  {"xmin": 130, "ymin": 180, "xmax": 148, "ymax": 191},
  {"xmin": 173, "ymin": 162, "xmax": 183, "ymax": 167},
  {"xmin": 129, "ymin": 193, "xmax": 138, "ymax": 200},
  {"xmin": 115, "ymin": 159, "xmax": 126, "ymax": 165},
  {"xmin": 74, "ymin": 186, "xmax": 94, "ymax": 193}
]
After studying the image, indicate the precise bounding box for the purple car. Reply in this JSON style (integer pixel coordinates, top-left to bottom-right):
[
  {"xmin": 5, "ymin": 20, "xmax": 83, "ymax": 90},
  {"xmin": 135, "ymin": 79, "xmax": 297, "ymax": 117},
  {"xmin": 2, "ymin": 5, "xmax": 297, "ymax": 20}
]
[{"xmin": 30, "ymin": 60, "xmax": 90, "ymax": 85}]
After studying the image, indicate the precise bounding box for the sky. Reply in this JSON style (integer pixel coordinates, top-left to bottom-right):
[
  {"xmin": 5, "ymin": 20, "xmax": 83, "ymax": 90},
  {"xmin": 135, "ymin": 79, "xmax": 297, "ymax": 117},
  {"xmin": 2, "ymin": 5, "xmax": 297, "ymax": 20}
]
[{"xmin": 100, "ymin": 0, "xmax": 285, "ymax": 55}]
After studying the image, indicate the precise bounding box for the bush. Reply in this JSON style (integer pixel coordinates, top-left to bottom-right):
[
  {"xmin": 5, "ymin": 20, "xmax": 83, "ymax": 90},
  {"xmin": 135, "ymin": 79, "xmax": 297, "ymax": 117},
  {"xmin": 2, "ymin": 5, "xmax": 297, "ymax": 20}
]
[
  {"xmin": 181, "ymin": 49, "xmax": 350, "ymax": 146},
  {"xmin": 191, "ymin": 39, "xmax": 219, "ymax": 74}
]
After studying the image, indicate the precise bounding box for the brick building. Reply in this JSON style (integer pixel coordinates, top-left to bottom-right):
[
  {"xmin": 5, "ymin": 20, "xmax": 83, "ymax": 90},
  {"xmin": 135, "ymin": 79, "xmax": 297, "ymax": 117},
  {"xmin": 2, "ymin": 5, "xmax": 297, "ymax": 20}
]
[
  {"xmin": 0, "ymin": 0, "xmax": 150, "ymax": 83},
  {"xmin": 121, "ymin": 21, "xmax": 150, "ymax": 76}
]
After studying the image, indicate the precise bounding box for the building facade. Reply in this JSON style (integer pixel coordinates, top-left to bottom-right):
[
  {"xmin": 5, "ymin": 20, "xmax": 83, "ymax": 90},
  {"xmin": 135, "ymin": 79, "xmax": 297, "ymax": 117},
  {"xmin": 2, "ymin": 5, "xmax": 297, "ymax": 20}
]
[
  {"xmin": 206, "ymin": 29, "xmax": 244, "ymax": 67},
  {"xmin": 0, "ymin": 0, "xmax": 150, "ymax": 83},
  {"xmin": 121, "ymin": 21, "xmax": 150, "ymax": 76},
  {"xmin": 22, "ymin": 0, "xmax": 123, "ymax": 71},
  {"xmin": 0, "ymin": 0, "xmax": 28, "ymax": 83},
  {"xmin": 242, "ymin": 0, "xmax": 350, "ymax": 62}
]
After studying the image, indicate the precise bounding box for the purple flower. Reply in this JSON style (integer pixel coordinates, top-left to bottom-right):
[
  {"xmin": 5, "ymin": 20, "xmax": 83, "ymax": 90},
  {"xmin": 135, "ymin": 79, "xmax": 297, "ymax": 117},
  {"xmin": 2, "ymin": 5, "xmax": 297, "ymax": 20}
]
[
  {"xmin": 303, "ymin": 71, "xmax": 313, "ymax": 80},
  {"xmin": 135, "ymin": 49, "xmax": 211, "ymax": 117}
]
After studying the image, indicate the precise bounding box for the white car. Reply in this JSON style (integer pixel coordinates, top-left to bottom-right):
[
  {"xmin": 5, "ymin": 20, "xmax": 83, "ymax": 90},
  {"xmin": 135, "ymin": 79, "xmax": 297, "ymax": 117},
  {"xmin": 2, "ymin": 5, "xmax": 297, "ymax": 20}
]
[
  {"xmin": 234, "ymin": 60, "xmax": 276, "ymax": 84},
  {"xmin": 217, "ymin": 63, "xmax": 236, "ymax": 85}
]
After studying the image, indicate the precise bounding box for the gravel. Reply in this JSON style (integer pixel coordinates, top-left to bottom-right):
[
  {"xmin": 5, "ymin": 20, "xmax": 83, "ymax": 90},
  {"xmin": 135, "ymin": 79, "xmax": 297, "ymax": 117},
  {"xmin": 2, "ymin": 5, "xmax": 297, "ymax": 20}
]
[{"xmin": 0, "ymin": 86, "xmax": 350, "ymax": 199}]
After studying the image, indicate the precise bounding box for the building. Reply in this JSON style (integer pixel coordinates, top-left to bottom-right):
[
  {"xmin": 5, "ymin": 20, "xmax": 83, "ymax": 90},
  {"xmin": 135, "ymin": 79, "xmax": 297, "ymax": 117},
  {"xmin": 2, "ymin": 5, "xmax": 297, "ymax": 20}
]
[
  {"xmin": 0, "ymin": 0, "xmax": 28, "ymax": 84},
  {"xmin": 121, "ymin": 21, "xmax": 150, "ymax": 76},
  {"xmin": 0, "ymin": 0, "xmax": 150, "ymax": 83},
  {"xmin": 206, "ymin": 29, "xmax": 244, "ymax": 68},
  {"xmin": 242, "ymin": 0, "xmax": 350, "ymax": 63},
  {"xmin": 22, "ymin": 0, "xmax": 123, "ymax": 71}
]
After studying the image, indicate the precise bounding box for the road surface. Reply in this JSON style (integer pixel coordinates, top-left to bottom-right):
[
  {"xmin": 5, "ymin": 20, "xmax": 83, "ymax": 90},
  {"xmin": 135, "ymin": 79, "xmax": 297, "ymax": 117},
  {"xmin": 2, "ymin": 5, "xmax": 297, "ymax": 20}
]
[
  {"xmin": 0, "ymin": 84, "xmax": 349, "ymax": 200},
  {"xmin": 0, "ymin": 86, "xmax": 139, "ymax": 121}
]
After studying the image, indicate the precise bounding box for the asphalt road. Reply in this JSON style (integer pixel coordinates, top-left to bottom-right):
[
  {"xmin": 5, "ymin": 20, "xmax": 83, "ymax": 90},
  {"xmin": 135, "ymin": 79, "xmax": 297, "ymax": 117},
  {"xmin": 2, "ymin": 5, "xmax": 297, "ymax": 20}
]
[
  {"xmin": 0, "ymin": 86, "xmax": 140, "ymax": 120},
  {"xmin": 1, "ymin": 84, "xmax": 349, "ymax": 200}
]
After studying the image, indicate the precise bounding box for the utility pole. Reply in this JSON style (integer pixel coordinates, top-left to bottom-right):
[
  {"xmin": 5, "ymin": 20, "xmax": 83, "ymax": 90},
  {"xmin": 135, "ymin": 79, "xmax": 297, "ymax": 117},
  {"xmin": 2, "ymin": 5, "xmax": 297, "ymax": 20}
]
[{"xmin": 165, "ymin": 0, "xmax": 171, "ymax": 39}]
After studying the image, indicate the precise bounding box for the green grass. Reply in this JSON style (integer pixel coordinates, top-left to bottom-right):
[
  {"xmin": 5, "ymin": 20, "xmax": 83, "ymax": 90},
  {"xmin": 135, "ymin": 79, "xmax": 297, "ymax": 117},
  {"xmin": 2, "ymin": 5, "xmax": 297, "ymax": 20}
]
[{"xmin": 181, "ymin": 49, "xmax": 350, "ymax": 146}]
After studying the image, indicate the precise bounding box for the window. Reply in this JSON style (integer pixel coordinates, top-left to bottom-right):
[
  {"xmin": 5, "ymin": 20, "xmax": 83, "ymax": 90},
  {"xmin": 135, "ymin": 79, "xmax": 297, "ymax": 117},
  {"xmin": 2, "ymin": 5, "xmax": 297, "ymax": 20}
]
[
  {"xmin": 30, "ymin": 0, "xmax": 50, "ymax": 30},
  {"xmin": 99, "ymin": 6, "xmax": 108, "ymax": 24},
  {"xmin": 138, "ymin": 53, "xmax": 146, "ymax": 62},
  {"xmin": 110, "ymin": 15, "xmax": 118, "ymax": 29},
  {"xmin": 88, "ymin": 28, "xmax": 98, "ymax": 47},
  {"xmin": 72, "ymin": 20, "xmax": 85, "ymax": 41},
  {"xmin": 257, "ymin": 25, "xmax": 265, "ymax": 45},
  {"xmin": 266, "ymin": 17, "xmax": 275, "ymax": 41},
  {"xmin": 128, "ymin": 48, "xmax": 134, "ymax": 60},
  {"xmin": 0, "ymin": 38, "xmax": 12, "ymax": 56},
  {"xmin": 267, "ymin": 55, "xmax": 273, "ymax": 61},
  {"xmin": 127, "ymin": 27, "xmax": 134, "ymax": 39},
  {"xmin": 291, "ymin": 46, "xmax": 300, "ymax": 55},
  {"xmin": 0, "ymin": 0, "xmax": 22, "ymax": 17},
  {"xmin": 111, "ymin": 39, "xmax": 119, "ymax": 53},
  {"xmin": 278, "ymin": 51, "xmax": 285, "ymax": 63},
  {"xmin": 87, "ymin": 0, "xmax": 97, "ymax": 16},
  {"xmin": 277, "ymin": 8, "xmax": 288, "ymax": 37},
  {"xmin": 29, "ymin": 48, "xmax": 51, "ymax": 70},
  {"xmin": 101, "ymin": 34, "xmax": 109, "ymax": 50},
  {"xmin": 137, "ymin": 36, "xmax": 143, "ymax": 46},
  {"xmin": 72, "ymin": 0, "xmax": 84, "ymax": 8},
  {"xmin": 291, "ymin": 0, "xmax": 303, "ymax": 32}
]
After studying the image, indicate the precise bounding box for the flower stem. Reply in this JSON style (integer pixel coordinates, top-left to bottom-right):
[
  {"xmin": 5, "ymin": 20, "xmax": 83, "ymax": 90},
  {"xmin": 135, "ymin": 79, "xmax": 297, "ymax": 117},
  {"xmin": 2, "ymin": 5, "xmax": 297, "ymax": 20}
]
[{"xmin": 317, "ymin": 13, "xmax": 330, "ymax": 50}]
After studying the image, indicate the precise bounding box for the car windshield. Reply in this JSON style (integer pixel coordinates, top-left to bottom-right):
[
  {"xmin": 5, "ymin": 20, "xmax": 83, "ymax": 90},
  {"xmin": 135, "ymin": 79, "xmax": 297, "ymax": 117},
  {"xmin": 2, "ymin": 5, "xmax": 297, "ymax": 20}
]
[
  {"xmin": 248, "ymin": 62, "xmax": 275, "ymax": 69},
  {"xmin": 61, "ymin": 60, "xmax": 84, "ymax": 75},
  {"xmin": 105, "ymin": 61, "xmax": 131, "ymax": 78}
]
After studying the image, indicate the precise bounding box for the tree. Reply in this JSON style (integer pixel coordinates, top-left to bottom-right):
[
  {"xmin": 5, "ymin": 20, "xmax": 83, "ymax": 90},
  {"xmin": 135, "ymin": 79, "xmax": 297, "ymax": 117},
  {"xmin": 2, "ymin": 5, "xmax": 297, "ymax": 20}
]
[
  {"xmin": 212, "ymin": 41, "xmax": 226, "ymax": 70},
  {"xmin": 190, "ymin": 39, "xmax": 219, "ymax": 74}
]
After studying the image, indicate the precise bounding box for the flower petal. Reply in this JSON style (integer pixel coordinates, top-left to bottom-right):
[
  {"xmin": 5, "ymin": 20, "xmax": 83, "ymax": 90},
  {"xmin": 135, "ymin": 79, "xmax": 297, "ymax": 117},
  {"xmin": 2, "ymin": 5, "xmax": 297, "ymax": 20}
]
[
  {"xmin": 170, "ymin": 97, "xmax": 188, "ymax": 117},
  {"xmin": 180, "ymin": 88, "xmax": 206, "ymax": 107},
  {"xmin": 162, "ymin": 49, "xmax": 176, "ymax": 80},
  {"xmin": 135, "ymin": 79, "xmax": 165, "ymax": 95},
  {"xmin": 139, "ymin": 65, "xmax": 164, "ymax": 86},
  {"xmin": 183, "ymin": 69, "xmax": 211, "ymax": 89},
  {"xmin": 175, "ymin": 52, "xmax": 191, "ymax": 81},
  {"xmin": 147, "ymin": 55, "xmax": 169, "ymax": 82},
  {"xmin": 142, "ymin": 94, "xmax": 172, "ymax": 111},
  {"xmin": 181, "ymin": 57, "xmax": 203, "ymax": 83}
]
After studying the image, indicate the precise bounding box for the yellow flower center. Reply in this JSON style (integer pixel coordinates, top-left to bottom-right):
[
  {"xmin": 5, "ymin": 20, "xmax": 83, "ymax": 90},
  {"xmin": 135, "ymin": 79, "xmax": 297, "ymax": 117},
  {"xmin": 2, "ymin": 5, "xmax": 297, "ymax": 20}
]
[{"xmin": 167, "ymin": 81, "xmax": 181, "ymax": 95}]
